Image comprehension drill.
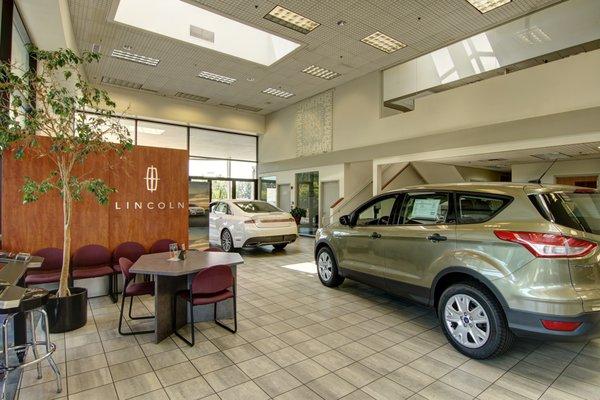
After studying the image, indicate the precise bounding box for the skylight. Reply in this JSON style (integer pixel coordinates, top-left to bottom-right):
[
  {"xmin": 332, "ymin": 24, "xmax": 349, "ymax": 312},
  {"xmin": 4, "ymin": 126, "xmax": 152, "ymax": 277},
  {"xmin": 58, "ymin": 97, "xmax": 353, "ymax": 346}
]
[{"xmin": 113, "ymin": 0, "xmax": 301, "ymax": 66}]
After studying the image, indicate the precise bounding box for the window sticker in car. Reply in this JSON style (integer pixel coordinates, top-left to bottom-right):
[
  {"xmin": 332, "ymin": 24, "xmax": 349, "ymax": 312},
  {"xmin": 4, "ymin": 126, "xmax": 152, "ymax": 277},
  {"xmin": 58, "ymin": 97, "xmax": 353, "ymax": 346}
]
[{"xmin": 410, "ymin": 198, "xmax": 441, "ymax": 220}]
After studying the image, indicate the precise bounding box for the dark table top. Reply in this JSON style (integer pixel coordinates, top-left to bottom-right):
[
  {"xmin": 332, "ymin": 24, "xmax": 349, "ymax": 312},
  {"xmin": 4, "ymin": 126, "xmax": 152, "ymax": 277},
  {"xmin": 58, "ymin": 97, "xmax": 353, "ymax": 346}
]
[{"xmin": 130, "ymin": 251, "xmax": 243, "ymax": 276}]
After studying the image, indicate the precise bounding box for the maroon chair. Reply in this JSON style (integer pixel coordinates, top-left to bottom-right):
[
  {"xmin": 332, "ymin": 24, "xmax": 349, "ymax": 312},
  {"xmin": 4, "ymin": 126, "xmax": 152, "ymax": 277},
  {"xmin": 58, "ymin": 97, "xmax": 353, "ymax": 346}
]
[
  {"xmin": 149, "ymin": 239, "xmax": 176, "ymax": 254},
  {"xmin": 72, "ymin": 244, "xmax": 116, "ymax": 302},
  {"xmin": 173, "ymin": 265, "xmax": 236, "ymax": 346},
  {"xmin": 118, "ymin": 258, "xmax": 154, "ymax": 335},
  {"xmin": 25, "ymin": 248, "xmax": 63, "ymax": 286},
  {"xmin": 112, "ymin": 242, "xmax": 146, "ymax": 273}
]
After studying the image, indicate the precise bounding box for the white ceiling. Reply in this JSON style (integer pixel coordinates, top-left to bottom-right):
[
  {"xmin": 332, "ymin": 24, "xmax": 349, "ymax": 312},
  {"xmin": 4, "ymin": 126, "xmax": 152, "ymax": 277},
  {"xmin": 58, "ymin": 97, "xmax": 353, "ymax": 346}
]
[
  {"xmin": 68, "ymin": 0, "xmax": 562, "ymax": 115},
  {"xmin": 433, "ymin": 142, "xmax": 600, "ymax": 171}
]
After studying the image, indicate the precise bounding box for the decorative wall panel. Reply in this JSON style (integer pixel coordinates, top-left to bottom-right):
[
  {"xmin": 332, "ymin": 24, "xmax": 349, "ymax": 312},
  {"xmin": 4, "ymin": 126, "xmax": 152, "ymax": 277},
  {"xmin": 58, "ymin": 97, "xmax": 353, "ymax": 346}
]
[{"xmin": 295, "ymin": 90, "xmax": 333, "ymax": 157}]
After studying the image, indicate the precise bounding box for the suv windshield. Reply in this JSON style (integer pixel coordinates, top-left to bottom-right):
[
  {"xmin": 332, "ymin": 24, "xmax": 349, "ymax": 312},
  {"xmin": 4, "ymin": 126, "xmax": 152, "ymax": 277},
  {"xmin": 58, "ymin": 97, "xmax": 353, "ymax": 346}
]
[
  {"xmin": 536, "ymin": 191, "xmax": 600, "ymax": 234},
  {"xmin": 234, "ymin": 201, "xmax": 281, "ymax": 213}
]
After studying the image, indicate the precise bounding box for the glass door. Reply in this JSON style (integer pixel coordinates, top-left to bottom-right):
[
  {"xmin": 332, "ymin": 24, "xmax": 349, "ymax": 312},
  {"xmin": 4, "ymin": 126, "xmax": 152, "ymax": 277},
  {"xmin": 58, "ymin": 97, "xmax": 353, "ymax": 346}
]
[
  {"xmin": 295, "ymin": 171, "xmax": 319, "ymax": 236},
  {"xmin": 189, "ymin": 179, "xmax": 210, "ymax": 249}
]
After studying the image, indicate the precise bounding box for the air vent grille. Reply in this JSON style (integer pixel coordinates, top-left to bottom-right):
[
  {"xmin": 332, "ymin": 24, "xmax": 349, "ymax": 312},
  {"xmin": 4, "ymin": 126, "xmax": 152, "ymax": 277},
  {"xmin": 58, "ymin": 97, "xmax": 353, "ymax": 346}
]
[
  {"xmin": 190, "ymin": 25, "xmax": 215, "ymax": 43},
  {"xmin": 91, "ymin": 43, "xmax": 101, "ymax": 53},
  {"xmin": 220, "ymin": 103, "xmax": 262, "ymax": 112},
  {"xmin": 100, "ymin": 76, "xmax": 143, "ymax": 90},
  {"xmin": 174, "ymin": 92, "xmax": 210, "ymax": 102}
]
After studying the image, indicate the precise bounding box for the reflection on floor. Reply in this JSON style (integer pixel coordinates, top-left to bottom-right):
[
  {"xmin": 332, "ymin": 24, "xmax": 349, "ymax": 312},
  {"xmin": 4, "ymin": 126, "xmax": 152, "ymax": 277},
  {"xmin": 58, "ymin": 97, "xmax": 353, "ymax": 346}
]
[{"xmin": 17, "ymin": 238, "xmax": 600, "ymax": 399}]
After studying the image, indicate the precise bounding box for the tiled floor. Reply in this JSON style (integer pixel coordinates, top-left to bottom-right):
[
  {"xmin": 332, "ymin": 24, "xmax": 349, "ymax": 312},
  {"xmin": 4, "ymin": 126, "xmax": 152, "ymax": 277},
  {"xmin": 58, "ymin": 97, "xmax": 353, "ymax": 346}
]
[{"xmin": 17, "ymin": 238, "xmax": 600, "ymax": 400}]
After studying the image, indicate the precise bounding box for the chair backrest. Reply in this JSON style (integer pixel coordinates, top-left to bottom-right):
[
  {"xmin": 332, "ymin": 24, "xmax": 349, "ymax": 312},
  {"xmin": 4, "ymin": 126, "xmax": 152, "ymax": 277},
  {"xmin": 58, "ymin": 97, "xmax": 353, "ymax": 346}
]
[
  {"xmin": 192, "ymin": 265, "xmax": 233, "ymax": 295},
  {"xmin": 33, "ymin": 248, "xmax": 63, "ymax": 271},
  {"xmin": 113, "ymin": 242, "xmax": 146, "ymax": 265},
  {"xmin": 72, "ymin": 244, "xmax": 111, "ymax": 269},
  {"xmin": 119, "ymin": 257, "xmax": 134, "ymax": 281},
  {"xmin": 149, "ymin": 239, "xmax": 176, "ymax": 254},
  {"xmin": 203, "ymin": 247, "xmax": 223, "ymax": 252}
]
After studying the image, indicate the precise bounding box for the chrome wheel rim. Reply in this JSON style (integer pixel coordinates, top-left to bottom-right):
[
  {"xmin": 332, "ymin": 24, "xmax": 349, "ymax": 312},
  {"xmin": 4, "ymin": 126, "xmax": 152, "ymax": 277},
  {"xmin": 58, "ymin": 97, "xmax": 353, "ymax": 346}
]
[
  {"xmin": 318, "ymin": 252, "xmax": 333, "ymax": 281},
  {"xmin": 222, "ymin": 231, "xmax": 232, "ymax": 251},
  {"xmin": 444, "ymin": 294, "xmax": 490, "ymax": 349}
]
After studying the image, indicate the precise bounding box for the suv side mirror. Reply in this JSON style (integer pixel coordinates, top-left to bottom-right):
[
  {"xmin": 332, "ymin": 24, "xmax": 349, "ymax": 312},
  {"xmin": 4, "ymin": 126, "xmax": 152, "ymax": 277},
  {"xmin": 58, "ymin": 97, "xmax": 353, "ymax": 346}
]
[{"xmin": 339, "ymin": 215, "xmax": 351, "ymax": 226}]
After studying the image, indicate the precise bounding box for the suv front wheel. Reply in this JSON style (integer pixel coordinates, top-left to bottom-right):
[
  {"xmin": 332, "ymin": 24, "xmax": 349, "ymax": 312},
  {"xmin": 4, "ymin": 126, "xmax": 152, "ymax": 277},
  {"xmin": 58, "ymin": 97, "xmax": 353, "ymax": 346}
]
[
  {"xmin": 438, "ymin": 283, "xmax": 514, "ymax": 359},
  {"xmin": 317, "ymin": 247, "xmax": 344, "ymax": 287}
]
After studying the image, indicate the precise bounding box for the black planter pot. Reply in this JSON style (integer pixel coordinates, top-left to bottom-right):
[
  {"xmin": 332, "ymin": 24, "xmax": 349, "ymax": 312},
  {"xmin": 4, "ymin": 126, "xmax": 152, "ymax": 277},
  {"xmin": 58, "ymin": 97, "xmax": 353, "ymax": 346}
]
[{"xmin": 45, "ymin": 287, "xmax": 88, "ymax": 333}]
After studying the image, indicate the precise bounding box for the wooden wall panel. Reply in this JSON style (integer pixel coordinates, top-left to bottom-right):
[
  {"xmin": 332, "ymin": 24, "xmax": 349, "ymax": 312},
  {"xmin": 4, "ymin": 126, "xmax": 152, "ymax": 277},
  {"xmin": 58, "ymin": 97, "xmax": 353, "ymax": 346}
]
[{"xmin": 2, "ymin": 141, "xmax": 188, "ymax": 254}]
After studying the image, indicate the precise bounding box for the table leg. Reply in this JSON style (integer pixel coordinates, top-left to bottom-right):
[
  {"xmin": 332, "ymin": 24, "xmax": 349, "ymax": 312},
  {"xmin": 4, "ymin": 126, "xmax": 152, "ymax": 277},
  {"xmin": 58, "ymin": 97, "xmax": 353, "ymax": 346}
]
[{"xmin": 154, "ymin": 275, "xmax": 187, "ymax": 343}]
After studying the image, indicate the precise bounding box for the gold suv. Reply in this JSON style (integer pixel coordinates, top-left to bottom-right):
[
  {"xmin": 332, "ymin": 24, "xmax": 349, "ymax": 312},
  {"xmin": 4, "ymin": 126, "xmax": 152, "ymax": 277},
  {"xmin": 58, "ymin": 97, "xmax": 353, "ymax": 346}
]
[{"xmin": 315, "ymin": 183, "xmax": 600, "ymax": 358}]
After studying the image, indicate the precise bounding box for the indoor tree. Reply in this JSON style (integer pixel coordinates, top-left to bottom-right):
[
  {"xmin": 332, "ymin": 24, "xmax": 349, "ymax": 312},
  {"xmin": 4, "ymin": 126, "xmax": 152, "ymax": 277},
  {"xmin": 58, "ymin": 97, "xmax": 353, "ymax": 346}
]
[{"xmin": 0, "ymin": 46, "xmax": 133, "ymax": 297}]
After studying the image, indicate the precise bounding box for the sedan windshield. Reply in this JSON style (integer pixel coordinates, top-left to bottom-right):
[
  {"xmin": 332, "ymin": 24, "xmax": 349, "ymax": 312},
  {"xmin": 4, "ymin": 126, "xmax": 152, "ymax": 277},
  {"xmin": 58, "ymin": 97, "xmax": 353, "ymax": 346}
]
[
  {"xmin": 234, "ymin": 201, "xmax": 281, "ymax": 213},
  {"xmin": 539, "ymin": 191, "xmax": 600, "ymax": 234}
]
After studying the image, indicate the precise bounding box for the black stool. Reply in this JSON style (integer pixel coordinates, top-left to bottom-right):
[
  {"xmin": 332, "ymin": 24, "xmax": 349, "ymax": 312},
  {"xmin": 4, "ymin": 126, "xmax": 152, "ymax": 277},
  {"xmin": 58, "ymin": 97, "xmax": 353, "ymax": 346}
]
[{"xmin": 0, "ymin": 287, "xmax": 62, "ymax": 399}]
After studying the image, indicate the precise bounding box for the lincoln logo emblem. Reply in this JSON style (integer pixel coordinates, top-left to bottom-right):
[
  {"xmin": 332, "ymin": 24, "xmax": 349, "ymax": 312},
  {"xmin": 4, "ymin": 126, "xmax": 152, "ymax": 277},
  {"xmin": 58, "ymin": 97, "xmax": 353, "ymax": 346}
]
[{"xmin": 145, "ymin": 165, "xmax": 159, "ymax": 192}]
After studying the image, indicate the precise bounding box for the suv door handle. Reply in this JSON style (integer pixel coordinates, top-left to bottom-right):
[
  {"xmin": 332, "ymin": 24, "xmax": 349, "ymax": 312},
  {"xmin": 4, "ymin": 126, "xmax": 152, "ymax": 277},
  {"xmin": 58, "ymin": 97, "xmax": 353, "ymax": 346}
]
[
  {"xmin": 370, "ymin": 232, "xmax": 382, "ymax": 239},
  {"xmin": 427, "ymin": 233, "xmax": 447, "ymax": 242}
]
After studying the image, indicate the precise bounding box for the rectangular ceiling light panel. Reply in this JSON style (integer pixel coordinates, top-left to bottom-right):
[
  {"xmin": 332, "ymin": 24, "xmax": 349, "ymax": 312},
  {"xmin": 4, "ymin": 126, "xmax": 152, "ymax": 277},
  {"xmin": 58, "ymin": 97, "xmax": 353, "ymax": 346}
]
[
  {"xmin": 264, "ymin": 5, "xmax": 320, "ymax": 34},
  {"xmin": 361, "ymin": 32, "xmax": 406, "ymax": 53},
  {"xmin": 302, "ymin": 65, "xmax": 340, "ymax": 80},
  {"xmin": 114, "ymin": 0, "xmax": 301, "ymax": 66},
  {"xmin": 174, "ymin": 92, "xmax": 209, "ymax": 102},
  {"xmin": 111, "ymin": 49, "xmax": 160, "ymax": 66},
  {"xmin": 262, "ymin": 87, "xmax": 294, "ymax": 98},
  {"xmin": 198, "ymin": 71, "xmax": 237, "ymax": 84},
  {"xmin": 466, "ymin": 0, "xmax": 512, "ymax": 13}
]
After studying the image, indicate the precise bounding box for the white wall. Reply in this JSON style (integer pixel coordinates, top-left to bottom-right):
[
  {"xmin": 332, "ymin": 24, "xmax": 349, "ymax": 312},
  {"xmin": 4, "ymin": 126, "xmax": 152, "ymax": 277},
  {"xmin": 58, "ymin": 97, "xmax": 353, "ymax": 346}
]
[
  {"xmin": 512, "ymin": 159, "xmax": 600, "ymax": 184},
  {"xmin": 261, "ymin": 49, "xmax": 600, "ymax": 164}
]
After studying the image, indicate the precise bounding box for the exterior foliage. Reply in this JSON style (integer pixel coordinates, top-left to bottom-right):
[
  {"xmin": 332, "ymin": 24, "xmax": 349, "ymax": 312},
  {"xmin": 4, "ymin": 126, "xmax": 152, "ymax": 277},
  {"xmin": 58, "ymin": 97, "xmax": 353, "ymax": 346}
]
[{"xmin": 0, "ymin": 46, "xmax": 133, "ymax": 297}]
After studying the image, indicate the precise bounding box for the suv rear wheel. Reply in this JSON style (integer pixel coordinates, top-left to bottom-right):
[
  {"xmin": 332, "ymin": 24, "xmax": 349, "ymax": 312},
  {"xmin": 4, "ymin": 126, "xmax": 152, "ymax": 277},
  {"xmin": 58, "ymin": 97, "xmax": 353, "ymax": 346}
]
[
  {"xmin": 317, "ymin": 247, "xmax": 344, "ymax": 287},
  {"xmin": 438, "ymin": 283, "xmax": 514, "ymax": 359}
]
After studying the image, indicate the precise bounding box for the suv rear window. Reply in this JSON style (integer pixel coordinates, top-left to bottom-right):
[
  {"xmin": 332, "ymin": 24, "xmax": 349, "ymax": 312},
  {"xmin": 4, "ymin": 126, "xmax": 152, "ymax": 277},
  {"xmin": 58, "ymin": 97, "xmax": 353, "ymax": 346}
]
[
  {"xmin": 533, "ymin": 191, "xmax": 600, "ymax": 234},
  {"xmin": 457, "ymin": 194, "xmax": 511, "ymax": 224}
]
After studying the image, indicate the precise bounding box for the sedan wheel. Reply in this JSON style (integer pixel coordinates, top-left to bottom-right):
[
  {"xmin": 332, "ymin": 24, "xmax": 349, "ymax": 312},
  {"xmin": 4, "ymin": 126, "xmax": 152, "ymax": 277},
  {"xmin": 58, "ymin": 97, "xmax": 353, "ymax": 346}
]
[
  {"xmin": 221, "ymin": 230, "xmax": 234, "ymax": 252},
  {"xmin": 444, "ymin": 294, "xmax": 490, "ymax": 349}
]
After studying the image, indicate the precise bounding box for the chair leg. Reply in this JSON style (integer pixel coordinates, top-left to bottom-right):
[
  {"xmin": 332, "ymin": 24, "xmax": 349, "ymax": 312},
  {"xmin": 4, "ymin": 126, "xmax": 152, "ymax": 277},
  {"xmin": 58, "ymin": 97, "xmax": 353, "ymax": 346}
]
[
  {"xmin": 119, "ymin": 295, "xmax": 154, "ymax": 336},
  {"xmin": 28, "ymin": 312, "xmax": 42, "ymax": 379},
  {"xmin": 172, "ymin": 295, "xmax": 194, "ymax": 346},
  {"xmin": 214, "ymin": 299, "xmax": 237, "ymax": 333},
  {"xmin": 108, "ymin": 274, "xmax": 117, "ymax": 303},
  {"xmin": 39, "ymin": 310, "xmax": 62, "ymax": 394},
  {"xmin": 128, "ymin": 296, "xmax": 154, "ymax": 321},
  {"xmin": 118, "ymin": 293, "xmax": 127, "ymax": 335}
]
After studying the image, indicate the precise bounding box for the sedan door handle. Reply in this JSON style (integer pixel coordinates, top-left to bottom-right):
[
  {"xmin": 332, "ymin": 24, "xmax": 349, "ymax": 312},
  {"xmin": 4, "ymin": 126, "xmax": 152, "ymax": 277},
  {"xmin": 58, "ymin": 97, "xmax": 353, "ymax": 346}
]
[
  {"xmin": 370, "ymin": 232, "xmax": 382, "ymax": 239},
  {"xmin": 427, "ymin": 233, "xmax": 447, "ymax": 242}
]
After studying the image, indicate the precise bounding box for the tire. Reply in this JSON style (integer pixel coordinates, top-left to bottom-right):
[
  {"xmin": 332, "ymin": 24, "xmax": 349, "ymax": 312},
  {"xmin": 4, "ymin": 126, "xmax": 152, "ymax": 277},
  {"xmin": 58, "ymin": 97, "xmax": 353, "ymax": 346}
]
[
  {"xmin": 438, "ymin": 282, "xmax": 514, "ymax": 359},
  {"xmin": 221, "ymin": 229, "xmax": 235, "ymax": 252},
  {"xmin": 316, "ymin": 247, "xmax": 344, "ymax": 287},
  {"xmin": 273, "ymin": 243, "xmax": 287, "ymax": 251}
]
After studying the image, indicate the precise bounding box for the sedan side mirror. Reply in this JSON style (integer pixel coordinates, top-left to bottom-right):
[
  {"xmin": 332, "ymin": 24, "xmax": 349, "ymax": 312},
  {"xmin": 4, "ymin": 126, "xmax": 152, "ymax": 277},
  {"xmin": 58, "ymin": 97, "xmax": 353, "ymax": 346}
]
[{"xmin": 339, "ymin": 215, "xmax": 351, "ymax": 226}]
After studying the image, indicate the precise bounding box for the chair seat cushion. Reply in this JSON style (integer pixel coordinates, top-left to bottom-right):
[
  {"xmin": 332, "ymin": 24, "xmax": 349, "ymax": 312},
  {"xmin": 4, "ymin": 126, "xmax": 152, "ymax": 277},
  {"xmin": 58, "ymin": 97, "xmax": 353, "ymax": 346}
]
[
  {"xmin": 125, "ymin": 281, "xmax": 154, "ymax": 296},
  {"xmin": 25, "ymin": 271, "xmax": 61, "ymax": 285},
  {"xmin": 178, "ymin": 289, "xmax": 233, "ymax": 305},
  {"xmin": 73, "ymin": 265, "xmax": 114, "ymax": 279},
  {"xmin": 112, "ymin": 263, "xmax": 121, "ymax": 272}
]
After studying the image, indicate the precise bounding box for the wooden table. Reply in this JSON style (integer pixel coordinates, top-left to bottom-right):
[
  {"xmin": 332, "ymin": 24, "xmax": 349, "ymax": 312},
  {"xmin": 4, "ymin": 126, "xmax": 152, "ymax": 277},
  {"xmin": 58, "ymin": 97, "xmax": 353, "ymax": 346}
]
[{"xmin": 130, "ymin": 251, "xmax": 243, "ymax": 343}]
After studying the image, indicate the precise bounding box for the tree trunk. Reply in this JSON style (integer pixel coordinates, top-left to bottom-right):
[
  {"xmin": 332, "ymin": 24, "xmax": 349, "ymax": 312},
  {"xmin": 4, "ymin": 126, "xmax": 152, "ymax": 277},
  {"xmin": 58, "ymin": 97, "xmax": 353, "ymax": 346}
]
[{"xmin": 58, "ymin": 178, "xmax": 72, "ymax": 297}]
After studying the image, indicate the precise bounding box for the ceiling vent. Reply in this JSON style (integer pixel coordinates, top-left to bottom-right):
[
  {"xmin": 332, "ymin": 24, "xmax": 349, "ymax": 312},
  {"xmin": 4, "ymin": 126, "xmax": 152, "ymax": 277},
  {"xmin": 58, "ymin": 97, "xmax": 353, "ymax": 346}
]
[
  {"xmin": 91, "ymin": 43, "xmax": 101, "ymax": 53},
  {"xmin": 531, "ymin": 152, "xmax": 571, "ymax": 161},
  {"xmin": 100, "ymin": 76, "xmax": 143, "ymax": 90},
  {"xmin": 190, "ymin": 25, "xmax": 215, "ymax": 43},
  {"xmin": 220, "ymin": 103, "xmax": 262, "ymax": 113},
  {"xmin": 174, "ymin": 92, "xmax": 209, "ymax": 102}
]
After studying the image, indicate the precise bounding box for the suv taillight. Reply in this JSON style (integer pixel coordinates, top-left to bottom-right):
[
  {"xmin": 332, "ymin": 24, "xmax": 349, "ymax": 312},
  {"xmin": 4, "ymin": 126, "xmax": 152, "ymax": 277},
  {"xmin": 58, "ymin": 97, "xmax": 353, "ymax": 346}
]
[{"xmin": 494, "ymin": 231, "xmax": 597, "ymax": 258}]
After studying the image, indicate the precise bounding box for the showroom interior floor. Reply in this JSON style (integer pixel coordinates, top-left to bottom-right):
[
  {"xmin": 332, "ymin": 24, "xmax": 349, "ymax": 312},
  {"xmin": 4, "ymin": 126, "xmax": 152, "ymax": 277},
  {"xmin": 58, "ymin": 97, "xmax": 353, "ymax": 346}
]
[{"xmin": 17, "ymin": 238, "xmax": 600, "ymax": 400}]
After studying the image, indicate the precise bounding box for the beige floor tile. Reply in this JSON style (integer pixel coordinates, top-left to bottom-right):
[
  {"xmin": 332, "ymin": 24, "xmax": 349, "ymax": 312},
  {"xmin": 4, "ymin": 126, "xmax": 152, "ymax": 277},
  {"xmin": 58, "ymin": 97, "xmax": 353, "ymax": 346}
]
[
  {"xmin": 419, "ymin": 381, "xmax": 472, "ymax": 400},
  {"xmin": 105, "ymin": 345, "xmax": 145, "ymax": 365},
  {"xmin": 254, "ymin": 369, "xmax": 302, "ymax": 397},
  {"xmin": 20, "ymin": 363, "xmax": 66, "ymax": 388},
  {"xmin": 114, "ymin": 371, "xmax": 162, "ymax": 400},
  {"xmin": 66, "ymin": 353, "xmax": 107, "ymax": 376},
  {"xmin": 307, "ymin": 373, "xmax": 356, "ymax": 400},
  {"xmin": 360, "ymin": 352, "xmax": 403, "ymax": 375},
  {"xmin": 191, "ymin": 351, "xmax": 233, "ymax": 374},
  {"xmin": 496, "ymin": 371, "xmax": 549, "ymax": 399},
  {"xmin": 67, "ymin": 367, "xmax": 112, "ymax": 394},
  {"xmin": 335, "ymin": 362, "xmax": 381, "ymax": 388},
  {"xmin": 17, "ymin": 378, "xmax": 66, "ymax": 400},
  {"xmin": 164, "ymin": 376, "xmax": 215, "ymax": 400},
  {"xmin": 363, "ymin": 377, "xmax": 414, "ymax": 400},
  {"xmin": 274, "ymin": 385, "xmax": 323, "ymax": 400},
  {"xmin": 285, "ymin": 358, "xmax": 330, "ymax": 383},
  {"xmin": 147, "ymin": 348, "xmax": 187, "ymax": 369},
  {"xmin": 237, "ymin": 355, "xmax": 281, "ymax": 379},
  {"xmin": 439, "ymin": 368, "xmax": 491, "ymax": 396},
  {"xmin": 109, "ymin": 357, "xmax": 153, "ymax": 381},
  {"xmin": 179, "ymin": 339, "xmax": 220, "ymax": 359},
  {"xmin": 540, "ymin": 387, "xmax": 587, "ymax": 400},
  {"xmin": 268, "ymin": 346, "xmax": 308, "ymax": 367},
  {"xmin": 218, "ymin": 381, "xmax": 270, "ymax": 400},
  {"xmin": 552, "ymin": 375, "xmax": 600, "ymax": 400},
  {"xmin": 222, "ymin": 343, "xmax": 262, "ymax": 363},
  {"xmin": 203, "ymin": 365, "xmax": 249, "ymax": 392},
  {"xmin": 155, "ymin": 360, "xmax": 200, "ymax": 386},
  {"xmin": 67, "ymin": 383, "xmax": 118, "ymax": 400},
  {"xmin": 129, "ymin": 388, "xmax": 169, "ymax": 400}
]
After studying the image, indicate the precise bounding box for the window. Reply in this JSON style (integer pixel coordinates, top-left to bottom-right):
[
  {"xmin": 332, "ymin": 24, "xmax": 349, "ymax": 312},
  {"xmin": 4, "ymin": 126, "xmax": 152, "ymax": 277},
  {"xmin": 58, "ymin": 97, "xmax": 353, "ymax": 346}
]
[
  {"xmin": 189, "ymin": 128, "xmax": 257, "ymax": 162},
  {"xmin": 355, "ymin": 196, "xmax": 397, "ymax": 226},
  {"xmin": 190, "ymin": 159, "xmax": 228, "ymax": 178},
  {"xmin": 458, "ymin": 194, "xmax": 510, "ymax": 224},
  {"xmin": 234, "ymin": 181, "xmax": 254, "ymax": 200},
  {"xmin": 400, "ymin": 193, "xmax": 449, "ymax": 225},
  {"xmin": 234, "ymin": 201, "xmax": 281, "ymax": 213},
  {"xmin": 260, "ymin": 177, "xmax": 277, "ymax": 204},
  {"xmin": 231, "ymin": 161, "xmax": 256, "ymax": 179},
  {"xmin": 534, "ymin": 191, "xmax": 600, "ymax": 234},
  {"xmin": 137, "ymin": 121, "xmax": 187, "ymax": 150},
  {"xmin": 215, "ymin": 202, "xmax": 230, "ymax": 214}
]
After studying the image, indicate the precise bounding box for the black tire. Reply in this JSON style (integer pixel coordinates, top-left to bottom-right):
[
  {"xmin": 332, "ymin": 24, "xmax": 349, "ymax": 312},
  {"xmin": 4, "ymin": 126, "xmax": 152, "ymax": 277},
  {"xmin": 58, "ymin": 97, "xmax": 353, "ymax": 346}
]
[
  {"xmin": 273, "ymin": 243, "xmax": 287, "ymax": 251},
  {"xmin": 316, "ymin": 247, "xmax": 344, "ymax": 287},
  {"xmin": 220, "ymin": 229, "xmax": 235, "ymax": 252},
  {"xmin": 438, "ymin": 282, "xmax": 514, "ymax": 359}
]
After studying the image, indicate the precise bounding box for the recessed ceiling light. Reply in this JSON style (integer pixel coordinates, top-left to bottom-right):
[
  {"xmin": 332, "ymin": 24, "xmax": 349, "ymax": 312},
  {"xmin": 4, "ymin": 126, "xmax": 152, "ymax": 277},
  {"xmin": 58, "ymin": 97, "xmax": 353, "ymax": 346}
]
[
  {"xmin": 302, "ymin": 65, "xmax": 341, "ymax": 80},
  {"xmin": 246, "ymin": 77, "xmax": 255, "ymax": 82},
  {"xmin": 361, "ymin": 32, "xmax": 406, "ymax": 54},
  {"xmin": 465, "ymin": 0, "xmax": 512, "ymax": 14},
  {"xmin": 111, "ymin": 49, "xmax": 160, "ymax": 66},
  {"xmin": 197, "ymin": 71, "xmax": 237, "ymax": 84},
  {"xmin": 264, "ymin": 5, "xmax": 320, "ymax": 34},
  {"xmin": 262, "ymin": 87, "xmax": 294, "ymax": 99}
]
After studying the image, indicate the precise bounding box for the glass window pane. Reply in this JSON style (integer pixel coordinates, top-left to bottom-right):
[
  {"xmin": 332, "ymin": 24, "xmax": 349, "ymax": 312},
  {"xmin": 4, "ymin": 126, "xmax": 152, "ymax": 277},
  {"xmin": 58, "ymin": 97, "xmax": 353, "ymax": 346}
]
[
  {"xmin": 189, "ymin": 159, "xmax": 227, "ymax": 178},
  {"xmin": 190, "ymin": 128, "xmax": 256, "ymax": 161},
  {"xmin": 231, "ymin": 161, "xmax": 256, "ymax": 179},
  {"xmin": 137, "ymin": 121, "xmax": 187, "ymax": 150},
  {"xmin": 211, "ymin": 180, "xmax": 231, "ymax": 201},
  {"xmin": 235, "ymin": 181, "xmax": 254, "ymax": 200},
  {"xmin": 400, "ymin": 193, "xmax": 450, "ymax": 225},
  {"xmin": 458, "ymin": 194, "xmax": 509, "ymax": 224},
  {"xmin": 81, "ymin": 113, "xmax": 134, "ymax": 143},
  {"xmin": 355, "ymin": 196, "xmax": 396, "ymax": 226},
  {"xmin": 260, "ymin": 177, "xmax": 277, "ymax": 204}
]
